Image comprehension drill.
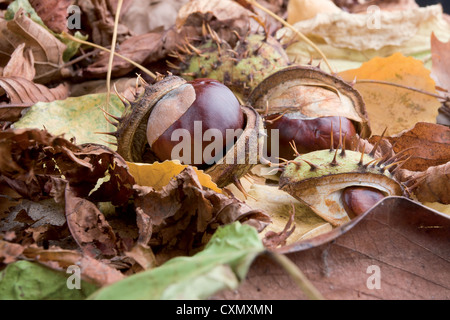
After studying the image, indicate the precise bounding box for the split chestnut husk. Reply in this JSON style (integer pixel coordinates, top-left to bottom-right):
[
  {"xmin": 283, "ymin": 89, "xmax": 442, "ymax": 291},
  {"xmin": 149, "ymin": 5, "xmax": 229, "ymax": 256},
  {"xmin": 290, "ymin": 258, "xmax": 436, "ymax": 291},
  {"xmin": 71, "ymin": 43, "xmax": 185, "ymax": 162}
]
[
  {"xmin": 247, "ymin": 65, "xmax": 371, "ymax": 160},
  {"xmin": 279, "ymin": 148, "xmax": 406, "ymax": 226},
  {"xmin": 110, "ymin": 75, "xmax": 264, "ymax": 189}
]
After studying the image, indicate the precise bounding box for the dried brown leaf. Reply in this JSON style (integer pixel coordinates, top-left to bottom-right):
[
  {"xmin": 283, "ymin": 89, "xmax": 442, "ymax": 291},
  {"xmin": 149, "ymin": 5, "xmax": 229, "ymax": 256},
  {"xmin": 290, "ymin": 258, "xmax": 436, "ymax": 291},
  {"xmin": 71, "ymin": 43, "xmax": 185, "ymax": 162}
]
[
  {"xmin": 77, "ymin": 0, "xmax": 132, "ymax": 46},
  {"xmin": 65, "ymin": 186, "xmax": 118, "ymax": 258},
  {"xmin": 383, "ymin": 122, "xmax": 450, "ymax": 172},
  {"xmin": 396, "ymin": 162, "xmax": 450, "ymax": 205},
  {"xmin": 1, "ymin": 43, "xmax": 35, "ymax": 80},
  {"xmin": 0, "ymin": 239, "xmax": 24, "ymax": 264},
  {"xmin": 134, "ymin": 167, "xmax": 270, "ymax": 257},
  {"xmin": 217, "ymin": 197, "xmax": 450, "ymax": 299},
  {"xmin": 29, "ymin": 0, "xmax": 72, "ymax": 34},
  {"xmin": 0, "ymin": 77, "xmax": 69, "ymax": 105},
  {"xmin": 0, "ymin": 10, "xmax": 67, "ymax": 83},
  {"xmin": 22, "ymin": 246, "xmax": 124, "ymax": 286}
]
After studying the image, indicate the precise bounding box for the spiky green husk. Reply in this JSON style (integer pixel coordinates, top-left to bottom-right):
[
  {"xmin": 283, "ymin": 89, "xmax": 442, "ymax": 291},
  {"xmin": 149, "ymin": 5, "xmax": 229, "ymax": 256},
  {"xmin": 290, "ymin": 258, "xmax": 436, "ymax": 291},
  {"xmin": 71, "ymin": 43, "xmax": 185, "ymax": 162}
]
[
  {"xmin": 281, "ymin": 150, "xmax": 395, "ymax": 182},
  {"xmin": 178, "ymin": 34, "xmax": 290, "ymax": 99}
]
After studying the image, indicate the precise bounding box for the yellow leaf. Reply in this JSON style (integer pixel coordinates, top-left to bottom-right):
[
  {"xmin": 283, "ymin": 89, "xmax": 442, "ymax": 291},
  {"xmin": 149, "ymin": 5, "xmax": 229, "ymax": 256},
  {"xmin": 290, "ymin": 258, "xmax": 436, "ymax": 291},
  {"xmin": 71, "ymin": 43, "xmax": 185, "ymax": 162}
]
[
  {"xmin": 126, "ymin": 160, "xmax": 222, "ymax": 193},
  {"xmin": 423, "ymin": 202, "xmax": 450, "ymax": 216},
  {"xmin": 339, "ymin": 53, "xmax": 441, "ymax": 136}
]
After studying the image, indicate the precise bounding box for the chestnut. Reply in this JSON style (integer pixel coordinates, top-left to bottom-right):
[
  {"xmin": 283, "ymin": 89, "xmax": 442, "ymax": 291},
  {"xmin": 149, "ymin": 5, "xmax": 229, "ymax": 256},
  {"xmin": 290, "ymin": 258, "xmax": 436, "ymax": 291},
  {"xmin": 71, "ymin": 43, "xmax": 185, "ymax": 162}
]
[
  {"xmin": 147, "ymin": 79, "xmax": 244, "ymax": 167},
  {"xmin": 342, "ymin": 186, "xmax": 385, "ymax": 219},
  {"xmin": 264, "ymin": 115, "xmax": 357, "ymax": 160}
]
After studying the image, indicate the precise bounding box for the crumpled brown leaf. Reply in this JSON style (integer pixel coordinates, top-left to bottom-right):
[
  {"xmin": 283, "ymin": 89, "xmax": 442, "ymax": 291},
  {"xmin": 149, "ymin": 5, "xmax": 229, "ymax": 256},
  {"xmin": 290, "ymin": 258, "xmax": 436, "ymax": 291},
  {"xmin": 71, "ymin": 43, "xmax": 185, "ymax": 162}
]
[
  {"xmin": 134, "ymin": 166, "xmax": 270, "ymax": 260},
  {"xmin": 396, "ymin": 162, "xmax": 450, "ymax": 204},
  {"xmin": 383, "ymin": 122, "xmax": 450, "ymax": 172},
  {"xmin": 29, "ymin": 0, "xmax": 73, "ymax": 34},
  {"xmin": 1, "ymin": 43, "xmax": 35, "ymax": 80},
  {"xmin": 0, "ymin": 9, "xmax": 67, "ymax": 84},
  {"xmin": 76, "ymin": 0, "xmax": 132, "ymax": 47},
  {"xmin": 82, "ymin": 0, "xmax": 264, "ymax": 78},
  {"xmin": 21, "ymin": 246, "xmax": 124, "ymax": 286},
  {"xmin": 0, "ymin": 128, "xmax": 272, "ymax": 280},
  {"xmin": 65, "ymin": 185, "xmax": 118, "ymax": 258},
  {"xmin": 0, "ymin": 129, "xmax": 134, "ymax": 206},
  {"xmin": 0, "ymin": 77, "xmax": 69, "ymax": 107}
]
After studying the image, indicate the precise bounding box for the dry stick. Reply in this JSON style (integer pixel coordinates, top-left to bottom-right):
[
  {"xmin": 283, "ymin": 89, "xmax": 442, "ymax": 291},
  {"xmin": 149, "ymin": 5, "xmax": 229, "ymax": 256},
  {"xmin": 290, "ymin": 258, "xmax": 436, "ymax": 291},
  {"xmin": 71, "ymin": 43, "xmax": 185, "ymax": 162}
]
[
  {"xmin": 354, "ymin": 79, "xmax": 446, "ymax": 100},
  {"xmin": 106, "ymin": 0, "xmax": 124, "ymax": 118},
  {"xmin": 61, "ymin": 32, "xmax": 157, "ymax": 80},
  {"xmin": 245, "ymin": 0, "xmax": 334, "ymax": 73},
  {"xmin": 266, "ymin": 251, "xmax": 325, "ymax": 300},
  {"xmin": 33, "ymin": 50, "xmax": 98, "ymax": 82}
]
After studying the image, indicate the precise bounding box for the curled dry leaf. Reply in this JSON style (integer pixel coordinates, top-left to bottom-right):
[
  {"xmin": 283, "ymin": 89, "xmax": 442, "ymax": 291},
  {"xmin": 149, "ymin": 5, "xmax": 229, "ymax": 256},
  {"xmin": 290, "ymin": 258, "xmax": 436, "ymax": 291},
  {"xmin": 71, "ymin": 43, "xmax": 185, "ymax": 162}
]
[
  {"xmin": 76, "ymin": 0, "xmax": 132, "ymax": 47},
  {"xmin": 379, "ymin": 122, "xmax": 450, "ymax": 172},
  {"xmin": 0, "ymin": 129, "xmax": 135, "ymax": 206},
  {"xmin": 83, "ymin": 32, "xmax": 164, "ymax": 78},
  {"xmin": 0, "ymin": 77, "xmax": 69, "ymax": 107},
  {"xmin": 133, "ymin": 167, "xmax": 270, "ymax": 261},
  {"xmin": 21, "ymin": 246, "xmax": 124, "ymax": 286},
  {"xmin": 65, "ymin": 185, "xmax": 118, "ymax": 258},
  {"xmin": 396, "ymin": 162, "xmax": 450, "ymax": 205},
  {"xmin": 1, "ymin": 43, "xmax": 35, "ymax": 80},
  {"xmin": 29, "ymin": 0, "xmax": 72, "ymax": 34},
  {"xmin": 0, "ymin": 240, "xmax": 24, "ymax": 264},
  {"xmin": 0, "ymin": 9, "xmax": 67, "ymax": 83}
]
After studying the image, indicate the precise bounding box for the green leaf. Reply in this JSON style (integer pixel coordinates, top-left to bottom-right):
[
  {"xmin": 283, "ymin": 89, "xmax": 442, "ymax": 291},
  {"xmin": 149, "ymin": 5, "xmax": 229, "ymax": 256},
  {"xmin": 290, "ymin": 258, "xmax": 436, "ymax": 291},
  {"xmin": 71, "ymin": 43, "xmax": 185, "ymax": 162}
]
[
  {"xmin": 0, "ymin": 261, "xmax": 98, "ymax": 300},
  {"xmin": 89, "ymin": 222, "xmax": 265, "ymax": 300},
  {"xmin": 5, "ymin": 0, "xmax": 44, "ymax": 25},
  {"xmin": 13, "ymin": 94, "xmax": 124, "ymax": 148}
]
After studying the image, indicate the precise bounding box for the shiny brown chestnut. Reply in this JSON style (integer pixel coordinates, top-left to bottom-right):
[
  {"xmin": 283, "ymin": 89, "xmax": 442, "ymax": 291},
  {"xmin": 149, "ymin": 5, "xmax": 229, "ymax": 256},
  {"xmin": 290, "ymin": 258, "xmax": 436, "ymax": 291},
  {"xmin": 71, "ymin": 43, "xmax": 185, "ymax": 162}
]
[
  {"xmin": 264, "ymin": 114, "xmax": 357, "ymax": 160},
  {"xmin": 147, "ymin": 79, "xmax": 244, "ymax": 167},
  {"xmin": 342, "ymin": 186, "xmax": 385, "ymax": 219}
]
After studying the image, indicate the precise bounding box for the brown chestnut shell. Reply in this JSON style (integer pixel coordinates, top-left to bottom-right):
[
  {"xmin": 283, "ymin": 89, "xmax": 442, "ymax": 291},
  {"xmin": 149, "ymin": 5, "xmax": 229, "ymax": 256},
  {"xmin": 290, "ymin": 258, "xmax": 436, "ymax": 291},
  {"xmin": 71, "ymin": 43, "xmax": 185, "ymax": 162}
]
[{"xmin": 246, "ymin": 65, "xmax": 371, "ymax": 139}]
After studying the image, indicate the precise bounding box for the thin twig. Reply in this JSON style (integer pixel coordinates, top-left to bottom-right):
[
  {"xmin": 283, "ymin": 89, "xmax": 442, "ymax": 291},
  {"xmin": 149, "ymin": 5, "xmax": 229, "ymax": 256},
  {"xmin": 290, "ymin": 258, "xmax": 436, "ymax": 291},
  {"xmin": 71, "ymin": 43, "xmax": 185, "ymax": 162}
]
[
  {"xmin": 355, "ymin": 79, "xmax": 445, "ymax": 100},
  {"xmin": 33, "ymin": 50, "xmax": 98, "ymax": 81},
  {"xmin": 266, "ymin": 251, "xmax": 325, "ymax": 300},
  {"xmin": 245, "ymin": 0, "xmax": 334, "ymax": 73},
  {"xmin": 106, "ymin": 0, "xmax": 124, "ymax": 129}
]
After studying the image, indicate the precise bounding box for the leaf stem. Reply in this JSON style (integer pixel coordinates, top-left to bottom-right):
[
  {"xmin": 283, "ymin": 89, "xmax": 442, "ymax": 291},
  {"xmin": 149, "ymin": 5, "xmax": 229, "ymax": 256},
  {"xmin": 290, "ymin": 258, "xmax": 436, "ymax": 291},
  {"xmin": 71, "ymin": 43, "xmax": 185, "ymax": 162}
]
[
  {"xmin": 245, "ymin": 0, "xmax": 334, "ymax": 73},
  {"xmin": 106, "ymin": 0, "xmax": 124, "ymax": 131},
  {"xmin": 105, "ymin": 0, "xmax": 123, "ymax": 132},
  {"xmin": 266, "ymin": 250, "xmax": 325, "ymax": 300},
  {"xmin": 61, "ymin": 33, "xmax": 157, "ymax": 80},
  {"xmin": 355, "ymin": 79, "xmax": 445, "ymax": 100}
]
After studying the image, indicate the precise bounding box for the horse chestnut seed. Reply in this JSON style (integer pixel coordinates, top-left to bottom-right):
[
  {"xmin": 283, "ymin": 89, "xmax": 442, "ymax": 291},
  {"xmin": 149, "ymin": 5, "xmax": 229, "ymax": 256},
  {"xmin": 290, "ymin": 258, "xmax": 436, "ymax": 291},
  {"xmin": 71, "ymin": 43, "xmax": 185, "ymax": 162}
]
[
  {"xmin": 342, "ymin": 186, "xmax": 385, "ymax": 219},
  {"xmin": 147, "ymin": 79, "xmax": 244, "ymax": 167},
  {"xmin": 265, "ymin": 115, "xmax": 357, "ymax": 160}
]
